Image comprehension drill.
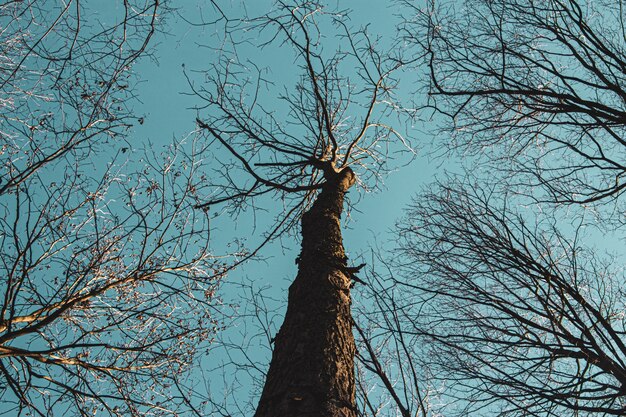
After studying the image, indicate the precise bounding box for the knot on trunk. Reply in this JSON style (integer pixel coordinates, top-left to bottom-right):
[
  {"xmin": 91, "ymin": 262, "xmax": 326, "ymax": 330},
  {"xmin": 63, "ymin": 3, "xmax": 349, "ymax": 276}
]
[
  {"xmin": 324, "ymin": 166, "xmax": 356, "ymax": 193},
  {"xmin": 337, "ymin": 167, "xmax": 356, "ymax": 192}
]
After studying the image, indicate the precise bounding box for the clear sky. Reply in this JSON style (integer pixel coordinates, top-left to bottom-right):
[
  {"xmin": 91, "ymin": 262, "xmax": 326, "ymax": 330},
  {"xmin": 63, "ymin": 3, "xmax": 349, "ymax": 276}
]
[{"xmin": 8, "ymin": 1, "xmax": 619, "ymax": 415}]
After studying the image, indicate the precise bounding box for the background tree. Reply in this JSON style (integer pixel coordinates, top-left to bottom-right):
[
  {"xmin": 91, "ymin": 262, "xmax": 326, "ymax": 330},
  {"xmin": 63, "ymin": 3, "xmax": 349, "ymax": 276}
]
[
  {"xmin": 395, "ymin": 182, "xmax": 626, "ymax": 416},
  {"xmin": 0, "ymin": 1, "xmax": 224, "ymax": 415},
  {"xmin": 383, "ymin": 0, "xmax": 626, "ymax": 415},
  {"xmin": 352, "ymin": 273, "xmax": 430, "ymax": 417},
  {"xmin": 192, "ymin": 1, "xmax": 410, "ymax": 415},
  {"xmin": 402, "ymin": 0, "xmax": 626, "ymax": 206}
]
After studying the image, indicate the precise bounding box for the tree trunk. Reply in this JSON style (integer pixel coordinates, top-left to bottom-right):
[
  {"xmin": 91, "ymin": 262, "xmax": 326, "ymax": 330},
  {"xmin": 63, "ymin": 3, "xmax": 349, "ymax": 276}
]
[{"xmin": 254, "ymin": 168, "xmax": 358, "ymax": 417}]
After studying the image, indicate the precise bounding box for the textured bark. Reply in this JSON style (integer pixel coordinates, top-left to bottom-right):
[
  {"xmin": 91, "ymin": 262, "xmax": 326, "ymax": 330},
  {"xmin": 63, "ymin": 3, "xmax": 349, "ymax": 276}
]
[{"xmin": 254, "ymin": 168, "xmax": 358, "ymax": 417}]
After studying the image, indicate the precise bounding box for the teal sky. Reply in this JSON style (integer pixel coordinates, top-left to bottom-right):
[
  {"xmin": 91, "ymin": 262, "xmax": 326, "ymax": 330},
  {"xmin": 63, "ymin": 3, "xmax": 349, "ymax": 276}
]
[{"xmin": 5, "ymin": 1, "xmax": 621, "ymax": 415}]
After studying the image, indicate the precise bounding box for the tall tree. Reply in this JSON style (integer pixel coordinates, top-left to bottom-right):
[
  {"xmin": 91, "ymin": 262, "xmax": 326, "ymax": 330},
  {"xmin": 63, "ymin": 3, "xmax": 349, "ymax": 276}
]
[
  {"xmin": 193, "ymin": 1, "xmax": 408, "ymax": 415},
  {"xmin": 0, "ymin": 1, "xmax": 224, "ymax": 415}
]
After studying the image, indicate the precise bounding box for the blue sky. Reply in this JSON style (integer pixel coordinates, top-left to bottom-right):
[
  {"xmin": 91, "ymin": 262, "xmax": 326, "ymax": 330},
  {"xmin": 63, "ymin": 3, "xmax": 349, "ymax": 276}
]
[
  {"xmin": 55, "ymin": 1, "xmax": 625, "ymax": 415},
  {"xmin": 9, "ymin": 1, "xmax": 623, "ymax": 415}
]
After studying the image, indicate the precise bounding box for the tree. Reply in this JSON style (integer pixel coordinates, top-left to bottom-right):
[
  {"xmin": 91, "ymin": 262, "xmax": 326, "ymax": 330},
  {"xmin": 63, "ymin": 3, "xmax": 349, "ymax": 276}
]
[
  {"xmin": 396, "ymin": 182, "xmax": 626, "ymax": 416},
  {"xmin": 192, "ymin": 1, "xmax": 409, "ymax": 415},
  {"xmin": 352, "ymin": 274, "xmax": 430, "ymax": 417},
  {"xmin": 387, "ymin": 0, "xmax": 626, "ymax": 415},
  {"xmin": 0, "ymin": 2, "xmax": 224, "ymax": 415},
  {"xmin": 402, "ymin": 0, "xmax": 626, "ymax": 206}
]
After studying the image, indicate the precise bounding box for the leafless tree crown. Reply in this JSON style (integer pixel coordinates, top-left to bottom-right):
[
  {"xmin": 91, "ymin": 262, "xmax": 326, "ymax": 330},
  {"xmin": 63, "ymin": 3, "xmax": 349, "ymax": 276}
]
[
  {"xmin": 402, "ymin": 0, "xmax": 626, "ymax": 205},
  {"xmin": 0, "ymin": 2, "xmax": 225, "ymax": 415},
  {"xmin": 193, "ymin": 1, "xmax": 411, "ymax": 227},
  {"xmin": 396, "ymin": 183, "xmax": 626, "ymax": 416}
]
